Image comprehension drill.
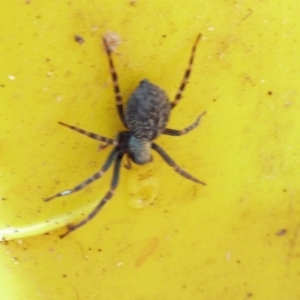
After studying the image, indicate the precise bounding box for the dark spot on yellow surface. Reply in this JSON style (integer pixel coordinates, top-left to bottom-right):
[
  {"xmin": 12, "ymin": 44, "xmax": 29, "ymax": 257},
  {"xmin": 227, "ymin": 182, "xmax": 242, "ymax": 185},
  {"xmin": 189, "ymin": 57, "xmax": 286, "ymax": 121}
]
[
  {"xmin": 276, "ymin": 229, "xmax": 287, "ymax": 236},
  {"xmin": 74, "ymin": 35, "xmax": 85, "ymax": 44}
]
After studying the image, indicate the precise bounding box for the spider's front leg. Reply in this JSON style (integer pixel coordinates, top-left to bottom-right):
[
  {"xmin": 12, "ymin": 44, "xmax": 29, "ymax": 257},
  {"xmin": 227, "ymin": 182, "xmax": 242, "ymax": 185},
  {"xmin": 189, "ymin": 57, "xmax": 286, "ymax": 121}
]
[
  {"xmin": 60, "ymin": 154, "xmax": 123, "ymax": 238},
  {"xmin": 44, "ymin": 148, "xmax": 118, "ymax": 202}
]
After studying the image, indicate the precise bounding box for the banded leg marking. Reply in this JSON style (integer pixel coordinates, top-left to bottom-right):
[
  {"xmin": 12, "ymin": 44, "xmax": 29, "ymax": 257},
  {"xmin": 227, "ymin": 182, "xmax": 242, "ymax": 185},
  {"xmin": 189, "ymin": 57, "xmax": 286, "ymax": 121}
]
[
  {"xmin": 44, "ymin": 148, "xmax": 118, "ymax": 202},
  {"xmin": 102, "ymin": 37, "xmax": 127, "ymax": 127},
  {"xmin": 58, "ymin": 122, "xmax": 117, "ymax": 145},
  {"xmin": 163, "ymin": 111, "xmax": 206, "ymax": 136},
  {"xmin": 60, "ymin": 154, "xmax": 123, "ymax": 238},
  {"xmin": 171, "ymin": 34, "xmax": 202, "ymax": 109}
]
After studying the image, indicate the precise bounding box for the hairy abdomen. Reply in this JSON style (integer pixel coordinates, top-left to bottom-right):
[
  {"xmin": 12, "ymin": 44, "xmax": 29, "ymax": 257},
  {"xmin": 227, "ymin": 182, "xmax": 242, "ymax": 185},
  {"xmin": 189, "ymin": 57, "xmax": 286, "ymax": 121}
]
[{"xmin": 125, "ymin": 79, "xmax": 171, "ymax": 141}]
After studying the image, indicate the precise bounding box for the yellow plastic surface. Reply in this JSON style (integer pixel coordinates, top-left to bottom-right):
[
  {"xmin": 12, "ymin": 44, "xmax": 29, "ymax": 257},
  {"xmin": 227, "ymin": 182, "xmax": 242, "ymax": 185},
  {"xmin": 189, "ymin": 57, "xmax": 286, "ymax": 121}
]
[{"xmin": 0, "ymin": 0, "xmax": 300, "ymax": 299}]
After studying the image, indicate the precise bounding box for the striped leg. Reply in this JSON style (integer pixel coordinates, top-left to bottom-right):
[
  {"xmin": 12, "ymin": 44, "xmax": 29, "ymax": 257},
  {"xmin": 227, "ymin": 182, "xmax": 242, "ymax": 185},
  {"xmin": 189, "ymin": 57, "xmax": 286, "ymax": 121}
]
[
  {"xmin": 102, "ymin": 37, "xmax": 127, "ymax": 127},
  {"xmin": 58, "ymin": 122, "xmax": 117, "ymax": 145},
  {"xmin": 151, "ymin": 143, "xmax": 206, "ymax": 185},
  {"xmin": 60, "ymin": 154, "xmax": 123, "ymax": 238},
  {"xmin": 163, "ymin": 111, "xmax": 206, "ymax": 136},
  {"xmin": 44, "ymin": 148, "xmax": 118, "ymax": 202},
  {"xmin": 171, "ymin": 34, "xmax": 202, "ymax": 109}
]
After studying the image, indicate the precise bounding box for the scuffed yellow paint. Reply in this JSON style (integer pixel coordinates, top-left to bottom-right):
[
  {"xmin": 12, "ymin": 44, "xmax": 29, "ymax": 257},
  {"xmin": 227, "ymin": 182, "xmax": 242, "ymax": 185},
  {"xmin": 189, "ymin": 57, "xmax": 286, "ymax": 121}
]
[{"xmin": 0, "ymin": 0, "xmax": 300, "ymax": 299}]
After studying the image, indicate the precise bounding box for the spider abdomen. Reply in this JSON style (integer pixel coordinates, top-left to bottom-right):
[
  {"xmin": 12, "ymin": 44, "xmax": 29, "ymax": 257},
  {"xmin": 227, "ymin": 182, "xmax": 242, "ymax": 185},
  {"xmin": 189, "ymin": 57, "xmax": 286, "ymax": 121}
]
[{"xmin": 125, "ymin": 79, "xmax": 171, "ymax": 141}]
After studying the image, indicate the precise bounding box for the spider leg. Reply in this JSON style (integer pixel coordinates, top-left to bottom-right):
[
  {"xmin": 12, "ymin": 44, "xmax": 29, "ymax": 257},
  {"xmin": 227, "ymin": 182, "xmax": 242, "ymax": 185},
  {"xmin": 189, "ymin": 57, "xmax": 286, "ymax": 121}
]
[
  {"xmin": 98, "ymin": 142, "xmax": 109, "ymax": 151},
  {"xmin": 124, "ymin": 155, "xmax": 132, "ymax": 170},
  {"xmin": 44, "ymin": 148, "xmax": 118, "ymax": 202},
  {"xmin": 171, "ymin": 34, "xmax": 202, "ymax": 109},
  {"xmin": 163, "ymin": 111, "xmax": 206, "ymax": 136},
  {"xmin": 60, "ymin": 154, "xmax": 123, "ymax": 238},
  {"xmin": 151, "ymin": 143, "xmax": 206, "ymax": 185},
  {"xmin": 102, "ymin": 37, "xmax": 127, "ymax": 128},
  {"xmin": 58, "ymin": 121, "xmax": 117, "ymax": 145}
]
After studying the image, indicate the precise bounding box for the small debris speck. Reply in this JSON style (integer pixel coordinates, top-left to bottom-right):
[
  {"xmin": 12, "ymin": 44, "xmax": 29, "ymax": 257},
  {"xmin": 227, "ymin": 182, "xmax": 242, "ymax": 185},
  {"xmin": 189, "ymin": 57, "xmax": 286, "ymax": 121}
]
[
  {"xmin": 129, "ymin": 0, "xmax": 137, "ymax": 6},
  {"xmin": 74, "ymin": 35, "xmax": 85, "ymax": 44},
  {"xmin": 276, "ymin": 229, "xmax": 287, "ymax": 236},
  {"xmin": 103, "ymin": 31, "xmax": 121, "ymax": 53}
]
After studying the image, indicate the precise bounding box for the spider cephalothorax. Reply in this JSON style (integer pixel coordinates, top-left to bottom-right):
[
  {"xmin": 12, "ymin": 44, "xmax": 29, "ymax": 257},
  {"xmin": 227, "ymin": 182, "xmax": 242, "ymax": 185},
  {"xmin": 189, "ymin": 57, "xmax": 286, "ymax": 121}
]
[{"xmin": 45, "ymin": 34, "xmax": 206, "ymax": 238}]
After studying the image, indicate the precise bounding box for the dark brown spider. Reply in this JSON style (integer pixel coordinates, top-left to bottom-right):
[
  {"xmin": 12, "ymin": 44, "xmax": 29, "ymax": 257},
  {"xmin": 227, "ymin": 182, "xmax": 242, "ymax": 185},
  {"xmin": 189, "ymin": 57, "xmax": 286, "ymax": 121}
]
[{"xmin": 45, "ymin": 34, "xmax": 206, "ymax": 238}]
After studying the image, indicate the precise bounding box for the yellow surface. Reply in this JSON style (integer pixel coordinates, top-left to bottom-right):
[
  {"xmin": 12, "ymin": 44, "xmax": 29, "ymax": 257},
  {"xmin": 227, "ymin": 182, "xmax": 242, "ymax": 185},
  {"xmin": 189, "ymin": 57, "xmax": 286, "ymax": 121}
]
[{"xmin": 0, "ymin": 0, "xmax": 300, "ymax": 299}]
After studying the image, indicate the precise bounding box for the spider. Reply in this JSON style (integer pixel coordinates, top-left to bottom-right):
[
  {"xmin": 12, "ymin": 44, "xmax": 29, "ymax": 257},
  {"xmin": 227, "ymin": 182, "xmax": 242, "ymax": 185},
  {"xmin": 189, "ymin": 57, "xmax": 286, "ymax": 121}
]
[{"xmin": 45, "ymin": 34, "xmax": 206, "ymax": 238}]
